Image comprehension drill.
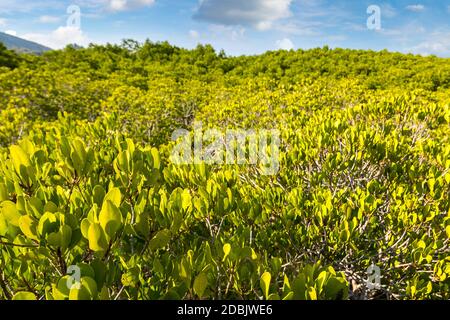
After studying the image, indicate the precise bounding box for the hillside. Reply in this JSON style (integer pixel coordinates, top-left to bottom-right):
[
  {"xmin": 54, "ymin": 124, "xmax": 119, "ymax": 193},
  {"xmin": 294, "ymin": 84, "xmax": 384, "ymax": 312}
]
[
  {"xmin": 0, "ymin": 31, "xmax": 51, "ymax": 54},
  {"xmin": 0, "ymin": 41, "xmax": 449, "ymax": 300}
]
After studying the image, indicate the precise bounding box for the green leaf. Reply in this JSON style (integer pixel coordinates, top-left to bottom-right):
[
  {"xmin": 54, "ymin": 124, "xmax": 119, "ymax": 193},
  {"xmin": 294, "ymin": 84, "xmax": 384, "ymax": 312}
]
[
  {"xmin": 43, "ymin": 202, "xmax": 58, "ymax": 213},
  {"xmin": 260, "ymin": 272, "xmax": 271, "ymax": 300},
  {"xmin": 103, "ymin": 188, "xmax": 122, "ymax": 208},
  {"xmin": 10, "ymin": 145, "xmax": 31, "ymax": 174},
  {"xmin": 193, "ymin": 273, "xmax": 208, "ymax": 298},
  {"xmin": 59, "ymin": 225, "xmax": 73, "ymax": 250},
  {"xmin": 1, "ymin": 201, "xmax": 21, "ymax": 227},
  {"xmin": 121, "ymin": 268, "xmax": 139, "ymax": 287},
  {"xmin": 267, "ymin": 293, "xmax": 280, "ymax": 300},
  {"xmin": 149, "ymin": 229, "xmax": 171, "ymax": 251},
  {"xmin": 12, "ymin": 291, "xmax": 36, "ymax": 300},
  {"xmin": 0, "ymin": 214, "xmax": 7, "ymax": 236},
  {"xmin": 293, "ymin": 274, "xmax": 307, "ymax": 300},
  {"xmin": 0, "ymin": 183, "xmax": 8, "ymax": 201},
  {"xmin": 92, "ymin": 185, "xmax": 106, "ymax": 207},
  {"xmin": 324, "ymin": 277, "xmax": 347, "ymax": 300},
  {"xmin": 151, "ymin": 148, "xmax": 160, "ymax": 170},
  {"xmin": 82, "ymin": 276, "xmax": 98, "ymax": 298},
  {"xmin": 69, "ymin": 277, "xmax": 97, "ymax": 300},
  {"xmin": 91, "ymin": 259, "xmax": 107, "ymax": 289},
  {"xmin": 99, "ymin": 200, "xmax": 123, "ymax": 238},
  {"xmin": 282, "ymin": 291, "xmax": 294, "ymax": 300},
  {"xmin": 307, "ymin": 287, "xmax": 317, "ymax": 300},
  {"xmin": 78, "ymin": 263, "xmax": 96, "ymax": 279},
  {"xmin": 37, "ymin": 212, "xmax": 59, "ymax": 238},
  {"xmin": 116, "ymin": 151, "xmax": 130, "ymax": 173},
  {"xmin": 340, "ymin": 229, "xmax": 350, "ymax": 242},
  {"xmin": 99, "ymin": 286, "xmax": 110, "ymax": 300},
  {"xmin": 87, "ymin": 223, "xmax": 108, "ymax": 252},
  {"xmin": 56, "ymin": 276, "xmax": 72, "ymax": 299},
  {"xmin": 181, "ymin": 189, "xmax": 191, "ymax": 211},
  {"xmin": 71, "ymin": 139, "xmax": 87, "ymax": 175},
  {"xmin": 80, "ymin": 218, "xmax": 91, "ymax": 239},
  {"xmin": 47, "ymin": 231, "xmax": 62, "ymax": 247},
  {"xmin": 315, "ymin": 270, "xmax": 328, "ymax": 292},
  {"xmin": 134, "ymin": 210, "xmax": 149, "ymax": 237},
  {"xmin": 222, "ymin": 243, "xmax": 231, "ymax": 261}
]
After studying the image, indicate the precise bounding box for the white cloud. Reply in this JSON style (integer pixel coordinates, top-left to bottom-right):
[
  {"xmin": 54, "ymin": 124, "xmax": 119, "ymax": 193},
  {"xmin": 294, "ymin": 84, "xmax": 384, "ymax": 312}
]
[
  {"xmin": 380, "ymin": 25, "xmax": 426, "ymax": 37},
  {"xmin": 406, "ymin": 4, "xmax": 425, "ymax": 12},
  {"xmin": 189, "ymin": 30, "xmax": 199, "ymax": 39},
  {"xmin": 276, "ymin": 21, "xmax": 321, "ymax": 36},
  {"xmin": 22, "ymin": 26, "xmax": 89, "ymax": 49},
  {"xmin": 327, "ymin": 35, "xmax": 347, "ymax": 42},
  {"xmin": 381, "ymin": 4, "xmax": 397, "ymax": 18},
  {"xmin": 344, "ymin": 22, "xmax": 367, "ymax": 32},
  {"xmin": 0, "ymin": 1, "xmax": 63, "ymax": 14},
  {"xmin": 109, "ymin": 0, "xmax": 127, "ymax": 11},
  {"xmin": 5, "ymin": 30, "xmax": 17, "ymax": 36},
  {"xmin": 208, "ymin": 24, "xmax": 245, "ymax": 41},
  {"xmin": 38, "ymin": 15, "xmax": 61, "ymax": 23},
  {"xmin": 409, "ymin": 31, "xmax": 450, "ymax": 56},
  {"xmin": 270, "ymin": 0, "xmax": 350, "ymax": 38},
  {"xmin": 194, "ymin": 0, "xmax": 292, "ymax": 30},
  {"xmin": 74, "ymin": 0, "xmax": 154, "ymax": 12},
  {"xmin": 99, "ymin": 0, "xmax": 155, "ymax": 12},
  {"xmin": 0, "ymin": 18, "xmax": 7, "ymax": 27},
  {"xmin": 276, "ymin": 38, "xmax": 294, "ymax": 50}
]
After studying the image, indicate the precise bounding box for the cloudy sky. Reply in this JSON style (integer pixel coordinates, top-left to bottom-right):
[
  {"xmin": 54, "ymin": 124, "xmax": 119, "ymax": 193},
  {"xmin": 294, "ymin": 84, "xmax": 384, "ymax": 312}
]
[{"xmin": 0, "ymin": 0, "xmax": 449, "ymax": 56}]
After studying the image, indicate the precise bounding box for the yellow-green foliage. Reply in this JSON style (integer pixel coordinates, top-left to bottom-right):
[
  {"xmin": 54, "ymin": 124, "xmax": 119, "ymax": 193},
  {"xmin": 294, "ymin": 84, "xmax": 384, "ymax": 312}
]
[{"xmin": 0, "ymin": 42, "xmax": 449, "ymax": 300}]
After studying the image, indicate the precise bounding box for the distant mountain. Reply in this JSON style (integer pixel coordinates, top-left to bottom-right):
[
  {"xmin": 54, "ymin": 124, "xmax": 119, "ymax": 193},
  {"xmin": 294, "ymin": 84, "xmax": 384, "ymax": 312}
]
[{"xmin": 0, "ymin": 32, "xmax": 51, "ymax": 54}]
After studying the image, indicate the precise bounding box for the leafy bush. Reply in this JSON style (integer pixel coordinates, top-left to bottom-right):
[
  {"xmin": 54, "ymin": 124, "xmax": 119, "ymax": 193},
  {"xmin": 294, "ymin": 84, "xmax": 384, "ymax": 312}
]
[{"xmin": 0, "ymin": 42, "xmax": 449, "ymax": 300}]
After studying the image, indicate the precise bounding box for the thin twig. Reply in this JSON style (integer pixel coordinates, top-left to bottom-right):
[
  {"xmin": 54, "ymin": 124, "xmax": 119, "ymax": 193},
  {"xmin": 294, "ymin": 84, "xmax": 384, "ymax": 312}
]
[{"xmin": 0, "ymin": 241, "xmax": 38, "ymax": 248}]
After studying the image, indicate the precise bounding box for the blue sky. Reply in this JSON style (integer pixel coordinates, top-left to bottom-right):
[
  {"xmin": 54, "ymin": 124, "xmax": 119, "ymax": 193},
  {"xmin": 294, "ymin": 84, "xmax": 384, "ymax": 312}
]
[{"xmin": 0, "ymin": 0, "xmax": 449, "ymax": 56}]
